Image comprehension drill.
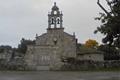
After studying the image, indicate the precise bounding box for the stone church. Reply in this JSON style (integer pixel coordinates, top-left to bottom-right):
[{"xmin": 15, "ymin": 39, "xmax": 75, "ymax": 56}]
[{"xmin": 25, "ymin": 3, "xmax": 77, "ymax": 70}]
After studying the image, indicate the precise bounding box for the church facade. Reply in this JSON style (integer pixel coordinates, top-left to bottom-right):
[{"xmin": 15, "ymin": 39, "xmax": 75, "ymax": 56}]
[
  {"xmin": 25, "ymin": 3, "xmax": 77, "ymax": 70},
  {"xmin": 25, "ymin": 3, "xmax": 104, "ymax": 70}
]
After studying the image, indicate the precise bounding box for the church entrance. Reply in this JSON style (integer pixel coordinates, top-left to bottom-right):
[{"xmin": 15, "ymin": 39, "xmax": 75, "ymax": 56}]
[{"xmin": 36, "ymin": 55, "xmax": 51, "ymax": 70}]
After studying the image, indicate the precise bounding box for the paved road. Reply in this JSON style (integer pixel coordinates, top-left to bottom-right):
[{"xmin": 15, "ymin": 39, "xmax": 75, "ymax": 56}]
[{"xmin": 0, "ymin": 71, "xmax": 119, "ymax": 80}]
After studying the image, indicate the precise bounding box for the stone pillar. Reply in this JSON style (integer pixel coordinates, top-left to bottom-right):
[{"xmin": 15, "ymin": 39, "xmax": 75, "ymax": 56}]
[
  {"xmin": 60, "ymin": 12, "xmax": 63, "ymax": 28},
  {"xmin": 48, "ymin": 14, "xmax": 51, "ymax": 29},
  {"xmin": 54, "ymin": 17, "xmax": 57, "ymax": 28}
]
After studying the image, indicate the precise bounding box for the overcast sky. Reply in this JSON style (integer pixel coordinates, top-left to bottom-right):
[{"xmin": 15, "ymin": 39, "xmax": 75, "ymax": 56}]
[{"xmin": 0, "ymin": 0, "xmax": 108, "ymax": 47}]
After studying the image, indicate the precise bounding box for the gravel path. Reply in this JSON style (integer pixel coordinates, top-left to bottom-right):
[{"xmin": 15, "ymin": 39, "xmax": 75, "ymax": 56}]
[{"xmin": 0, "ymin": 71, "xmax": 119, "ymax": 80}]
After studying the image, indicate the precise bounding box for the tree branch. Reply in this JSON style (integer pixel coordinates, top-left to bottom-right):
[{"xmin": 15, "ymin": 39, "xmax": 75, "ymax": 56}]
[
  {"xmin": 106, "ymin": 0, "xmax": 116, "ymax": 16},
  {"xmin": 97, "ymin": 0, "xmax": 111, "ymax": 17}
]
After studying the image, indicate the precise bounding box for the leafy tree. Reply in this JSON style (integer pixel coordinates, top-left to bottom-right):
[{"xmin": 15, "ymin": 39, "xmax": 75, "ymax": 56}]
[
  {"xmin": 85, "ymin": 39, "xmax": 98, "ymax": 48},
  {"xmin": 98, "ymin": 44, "xmax": 120, "ymax": 60},
  {"xmin": 94, "ymin": 0, "xmax": 120, "ymax": 48},
  {"xmin": 17, "ymin": 38, "xmax": 35, "ymax": 54},
  {"xmin": 0, "ymin": 45, "xmax": 12, "ymax": 53}
]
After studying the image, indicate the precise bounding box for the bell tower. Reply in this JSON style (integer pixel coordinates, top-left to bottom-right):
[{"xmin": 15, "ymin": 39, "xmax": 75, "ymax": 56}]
[{"xmin": 48, "ymin": 2, "xmax": 63, "ymax": 29}]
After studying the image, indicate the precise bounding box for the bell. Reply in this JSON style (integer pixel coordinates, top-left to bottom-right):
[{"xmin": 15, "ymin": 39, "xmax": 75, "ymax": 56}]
[
  {"xmin": 51, "ymin": 18, "xmax": 54, "ymax": 24},
  {"xmin": 57, "ymin": 19, "xmax": 60, "ymax": 24}
]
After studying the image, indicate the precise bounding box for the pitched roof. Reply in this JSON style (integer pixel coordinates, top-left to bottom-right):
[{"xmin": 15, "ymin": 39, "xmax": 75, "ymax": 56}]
[{"xmin": 77, "ymin": 46, "xmax": 103, "ymax": 55}]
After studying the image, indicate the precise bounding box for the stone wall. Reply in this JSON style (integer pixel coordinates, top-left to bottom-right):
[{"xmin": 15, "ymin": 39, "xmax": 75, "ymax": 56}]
[
  {"xmin": 104, "ymin": 60, "xmax": 120, "ymax": 68},
  {"xmin": 25, "ymin": 45, "xmax": 59, "ymax": 70},
  {"xmin": 77, "ymin": 54, "xmax": 104, "ymax": 61},
  {"xmin": 60, "ymin": 60, "xmax": 120, "ymax": 71}
]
